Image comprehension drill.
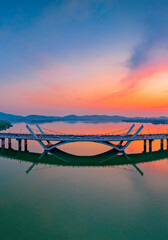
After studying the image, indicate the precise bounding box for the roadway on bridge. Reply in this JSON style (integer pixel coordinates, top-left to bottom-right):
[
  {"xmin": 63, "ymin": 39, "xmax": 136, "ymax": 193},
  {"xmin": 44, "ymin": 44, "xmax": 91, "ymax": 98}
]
[{"xmin": 0, "ymin": 132, "xmax": 167, "ymax": 141}]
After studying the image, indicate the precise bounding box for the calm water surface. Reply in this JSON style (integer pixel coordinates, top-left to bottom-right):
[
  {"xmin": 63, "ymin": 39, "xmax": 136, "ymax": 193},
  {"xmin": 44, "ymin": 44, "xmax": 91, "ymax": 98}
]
[{"xmin": 0, "ymin": 122, "xmax": 168, "ymax": 240}]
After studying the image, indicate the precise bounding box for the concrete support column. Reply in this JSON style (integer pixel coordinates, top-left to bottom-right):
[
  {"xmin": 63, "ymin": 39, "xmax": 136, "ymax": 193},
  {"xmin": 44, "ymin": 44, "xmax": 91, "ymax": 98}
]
[
  {"xmin": 161, "ymin": 139, "xmax": 164, "ymax": 150},
  {"xmin": 8, "ymin": 139, "xmax": 12, "ymax": 149},
  {"xmin": 143, "ymin": 140, "xmax": 147, "ymax": 152},
  {"xmin": 24, "ymin": 139, "xmax": 28, "ymax": 152},
  {"xmin": 149, "ymin": 139, "xmax": 153, "ymax": 152},
  {"xmin": 18, "ymin": 139, "xmax": 22, "ymax": 151},
  {"xmin": 1, "ymin": 138, "xmax": 5, "ymax": 149}
]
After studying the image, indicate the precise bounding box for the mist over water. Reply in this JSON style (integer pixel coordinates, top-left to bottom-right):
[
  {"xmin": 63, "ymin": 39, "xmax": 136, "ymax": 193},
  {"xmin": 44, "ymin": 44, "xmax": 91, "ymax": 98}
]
[{"xmin": 0, "ymin": 122, "xmax": 168, "ymax": 240}]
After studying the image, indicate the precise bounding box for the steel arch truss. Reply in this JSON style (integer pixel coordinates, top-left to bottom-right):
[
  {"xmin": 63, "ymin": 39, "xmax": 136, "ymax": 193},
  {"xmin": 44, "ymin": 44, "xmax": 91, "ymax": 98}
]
[{"xmin": 26, "ymin": 124, "xmax": 144, "ymax": 153}]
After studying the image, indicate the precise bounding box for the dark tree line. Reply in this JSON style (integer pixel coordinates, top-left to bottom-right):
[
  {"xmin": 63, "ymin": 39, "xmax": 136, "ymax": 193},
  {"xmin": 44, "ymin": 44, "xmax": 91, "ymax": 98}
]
[{"xmin": 0, "ymin": 120, "xmax": 12, "ymax": 131}]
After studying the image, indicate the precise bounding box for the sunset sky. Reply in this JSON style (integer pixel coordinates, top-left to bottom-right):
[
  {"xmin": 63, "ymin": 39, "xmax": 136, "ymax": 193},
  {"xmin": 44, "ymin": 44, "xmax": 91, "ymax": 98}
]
[{"xmin": 0, "ymin": 0, "xmax": 168, "ymax": 116}]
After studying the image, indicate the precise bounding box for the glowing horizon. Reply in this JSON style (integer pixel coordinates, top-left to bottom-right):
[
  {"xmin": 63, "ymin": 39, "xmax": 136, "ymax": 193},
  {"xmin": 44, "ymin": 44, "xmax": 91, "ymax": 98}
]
[{"xmin": 0, "ymin": 0, "xmax": 168, "ymax": 117}]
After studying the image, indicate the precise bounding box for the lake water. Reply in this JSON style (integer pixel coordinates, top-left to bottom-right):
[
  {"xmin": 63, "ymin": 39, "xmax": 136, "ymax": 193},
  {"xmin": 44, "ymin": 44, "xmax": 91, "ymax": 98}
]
[{"xmin": 0, "ymin": 122, "xmax": 168, "ymax": 240}]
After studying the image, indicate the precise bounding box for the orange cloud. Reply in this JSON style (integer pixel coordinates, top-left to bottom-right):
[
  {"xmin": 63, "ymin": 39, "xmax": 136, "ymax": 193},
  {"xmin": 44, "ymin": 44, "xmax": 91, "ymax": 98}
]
[
  {"xmin": 0, "ymin": 55, "xmax": 168, "ymax": 116},
  {"xmin": 94, "ymin": 62, "xmax": 168, "ymax": 113}
]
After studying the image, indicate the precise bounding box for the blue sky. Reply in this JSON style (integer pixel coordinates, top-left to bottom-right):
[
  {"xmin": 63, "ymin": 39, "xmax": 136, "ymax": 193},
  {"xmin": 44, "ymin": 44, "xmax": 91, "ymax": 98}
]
[{"xmin": 0, "ymin": 0, "xmax": 168, "ymax": 116}]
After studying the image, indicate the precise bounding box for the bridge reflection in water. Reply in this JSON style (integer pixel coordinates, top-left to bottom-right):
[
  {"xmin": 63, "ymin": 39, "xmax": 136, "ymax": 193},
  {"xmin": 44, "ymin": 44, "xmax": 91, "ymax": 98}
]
[{"xmin": 0, "ymin": 147, "xmax": 168, "ymax": 176}]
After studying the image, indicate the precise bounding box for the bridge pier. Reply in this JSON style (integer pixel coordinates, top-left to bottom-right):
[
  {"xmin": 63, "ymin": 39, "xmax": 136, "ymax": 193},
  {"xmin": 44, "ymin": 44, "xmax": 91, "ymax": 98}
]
[
  {"xmin": 160, "ymin": 139, "xmax": 164, "ymax": 150},
  {"xmin": 1, "ymin": 138, "xmax": 5, "ymax": 149},
  {"xmin": 24, "ymin": 139, "xmax": 28, "ymax": 152},
  {"xmin": 8, "ymin": 139, "xmax": 12, "ymax": 149},
  {"xmin": 17, "ymin": 139, "xmax": 22, "ymax": 151},
  {"xmin": 143, "ymin": 140, "xmax": 147, "ymax": 152},
  {"xmin": 149, "ymin": 139, "xmax": 153, "ymax": 152}
]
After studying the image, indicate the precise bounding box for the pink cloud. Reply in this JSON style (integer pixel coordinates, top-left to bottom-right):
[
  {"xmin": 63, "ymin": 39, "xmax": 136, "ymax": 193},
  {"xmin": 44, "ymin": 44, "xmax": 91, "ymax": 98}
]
[{"xmin": 100, "ymin": 62, "xmax": 168, "ymax": 100}]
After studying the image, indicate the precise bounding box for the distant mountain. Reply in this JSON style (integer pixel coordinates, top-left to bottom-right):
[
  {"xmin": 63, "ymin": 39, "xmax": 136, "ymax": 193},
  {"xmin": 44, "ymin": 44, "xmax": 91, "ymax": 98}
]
[
  {"xmin": 24, "ymin": 114, "xmax": 128, "ymax": 123},
  {"xmin": 123, "ymin": 117, "xmax": 168, "ymax": 124},
  {"xmin": 0, "ymin": 112, "xmax": 167, "ymax": 124},
  {"xmin": 0, "ymin": 112, "xmax": 128, "ymax": 123},
  {"xmin": 61, "ymin": 114, "xmax": 128, "ymax": 123},
  {"xmin": 0, "ymin": 112, "xmax": 23, "ymax": 122}
]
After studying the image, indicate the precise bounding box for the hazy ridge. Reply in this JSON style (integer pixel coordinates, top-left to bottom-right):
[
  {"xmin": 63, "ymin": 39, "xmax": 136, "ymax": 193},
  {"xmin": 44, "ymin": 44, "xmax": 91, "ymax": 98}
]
[{"xmin": 0, "ymin": 112, "xmax": 167, "ymax": 124}]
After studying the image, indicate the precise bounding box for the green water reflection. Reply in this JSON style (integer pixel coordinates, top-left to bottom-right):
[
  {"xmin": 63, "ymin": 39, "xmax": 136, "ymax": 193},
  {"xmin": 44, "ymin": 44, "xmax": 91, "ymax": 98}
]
[
  {"xmin": 0, "ymin": 122, "xmax": 168, "ymax": 240},
  {"xmin": 0, "ymin": 148, "xmax": 168, "ymax": 239}
]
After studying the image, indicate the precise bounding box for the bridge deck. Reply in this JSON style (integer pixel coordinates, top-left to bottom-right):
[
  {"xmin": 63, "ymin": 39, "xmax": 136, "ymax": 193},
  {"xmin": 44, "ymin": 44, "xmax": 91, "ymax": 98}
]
[{"xmin": 0, "ymin": 133, "xmax": 167, "ymax": 141}]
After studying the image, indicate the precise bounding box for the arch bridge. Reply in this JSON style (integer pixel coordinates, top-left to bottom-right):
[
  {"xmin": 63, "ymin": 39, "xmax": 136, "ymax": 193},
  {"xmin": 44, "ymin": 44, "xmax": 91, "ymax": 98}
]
[{"xmin": 0, "ymin": 124, "xmax": 167, "ymax": 153}]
